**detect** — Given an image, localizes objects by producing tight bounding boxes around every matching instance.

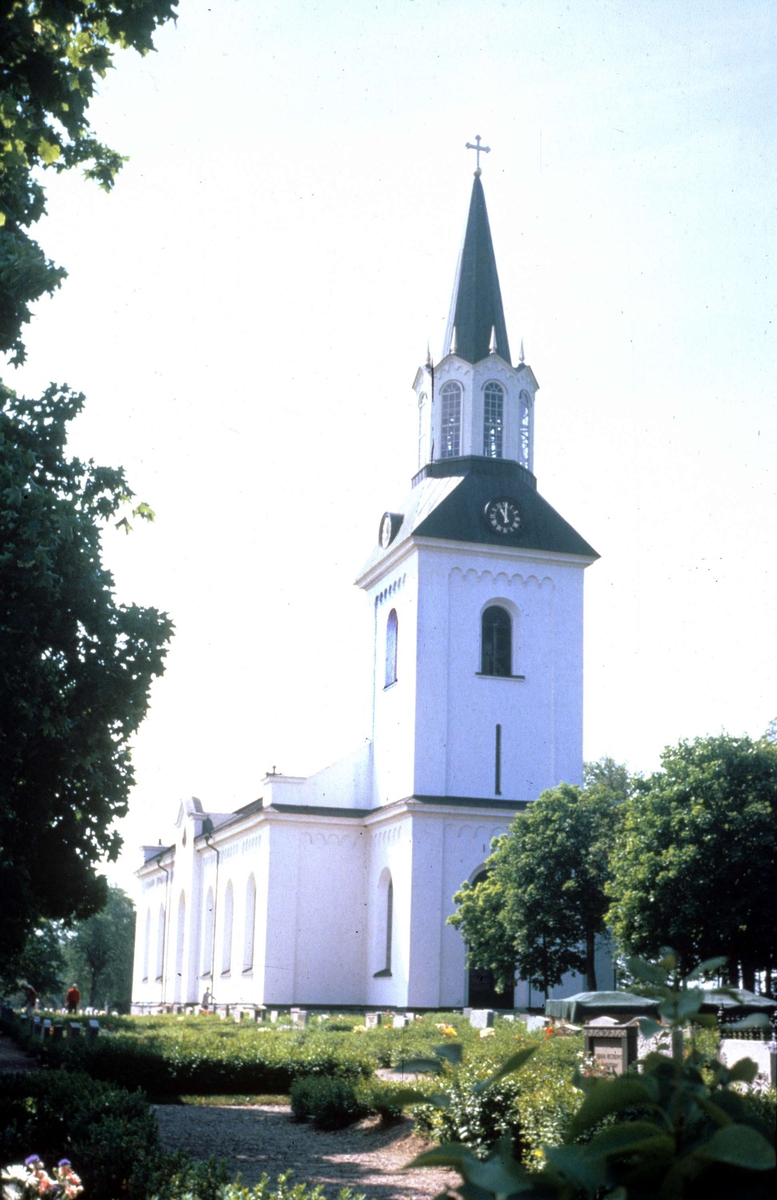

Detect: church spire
[442,173,511,365]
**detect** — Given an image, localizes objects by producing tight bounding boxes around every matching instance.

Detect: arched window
[519,390,532,469]
[418,392,428,468]
[385,609,398,687]
[221,881,234,974]
[483,382,504,458]
[440,381,462,459]
[243,875,256,972]
[155,903,165,981]
[142,909,151,982]
[201,887,214,977]
[373,869,394,977]
[481,606,512,676]
[174,891,186,1003]
[385,878,394,973]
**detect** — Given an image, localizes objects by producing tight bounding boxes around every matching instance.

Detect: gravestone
[720,1038,777,1088]
[405,1012,416,1022]
[469,1009,495,1029]
[290,1008,310,1027]
[392,1014,407,1028]
[584,1022,638,1075]
[462,1007,473,1017]
[365,1012,383,1029]
[32,1017,41,1038]
[52,1024,64,1042]
[68,1022,82,1039]
[42,1019,52,1038]
[269,1010,279,1023]
[87,1020,100,1042]
[523,1014,548,1032]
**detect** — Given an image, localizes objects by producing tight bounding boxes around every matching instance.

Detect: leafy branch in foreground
[0,0,178,362]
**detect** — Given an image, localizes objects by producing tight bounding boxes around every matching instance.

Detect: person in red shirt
[65,984,80,1014]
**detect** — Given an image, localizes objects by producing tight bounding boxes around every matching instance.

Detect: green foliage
[607,735,777,983]
[166,1174,366,1200]
[0,384,173,959]
[0,0,178,362]
[0,919,68,999]
[407,959,777,1200]
[451,773,622,995]
[64,885,136,1010]
[0,1069,166,1200]
[29,1016,377,1096]
[289,1076,369,1129]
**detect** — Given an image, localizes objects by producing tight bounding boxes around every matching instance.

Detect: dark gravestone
[584,1023,638,1075]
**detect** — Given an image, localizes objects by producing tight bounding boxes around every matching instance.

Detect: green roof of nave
[443,174,511,364]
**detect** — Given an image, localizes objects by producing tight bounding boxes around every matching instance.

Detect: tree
[0,0,178,363]
[606,735,777,990]
[0,919,68,1001]
[450,769,624,999]
[0,383,173,959]
[65,885,135,1010]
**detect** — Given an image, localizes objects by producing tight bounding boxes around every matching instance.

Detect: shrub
[289,1076,368,1129]
[0,1070,168,1200]
[159,1174,366,1200]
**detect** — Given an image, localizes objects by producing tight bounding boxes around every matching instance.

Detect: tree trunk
[585,928,597,990]
[724,960,739,987]
[741,961,755,992]
[542,934,549,1004]
[765,967,773,998]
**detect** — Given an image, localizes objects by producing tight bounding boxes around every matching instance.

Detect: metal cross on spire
[465,134,491,175]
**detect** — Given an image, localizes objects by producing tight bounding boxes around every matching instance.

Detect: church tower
[356,166,598,812]
[132,154,602,1017]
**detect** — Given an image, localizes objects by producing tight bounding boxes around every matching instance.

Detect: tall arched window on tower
[373,869,394,977]
[519,390,532,469]
[142,909,151,982]
[440,381,462,458]
[481,605,512,676]
[483,381,504,458]
[385,608,398,687]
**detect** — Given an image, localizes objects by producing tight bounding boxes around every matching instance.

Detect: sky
[8,0,777,896]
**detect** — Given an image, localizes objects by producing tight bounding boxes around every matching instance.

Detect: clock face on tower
[485,496,522,535]
[379,511,401,549]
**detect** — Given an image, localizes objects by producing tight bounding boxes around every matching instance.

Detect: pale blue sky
[9,0,776,887]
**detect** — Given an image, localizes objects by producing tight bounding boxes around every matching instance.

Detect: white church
[132,163,611,1013]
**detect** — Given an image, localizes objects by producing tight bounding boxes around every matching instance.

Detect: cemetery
[1,977,775,1199]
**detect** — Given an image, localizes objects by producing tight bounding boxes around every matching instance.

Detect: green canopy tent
[700,989,776,1018]
[545,991,660,1024]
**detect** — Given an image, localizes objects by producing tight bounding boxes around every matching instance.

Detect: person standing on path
[65,984,80,1014]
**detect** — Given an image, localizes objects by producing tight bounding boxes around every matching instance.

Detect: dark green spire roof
[443,175,511,365]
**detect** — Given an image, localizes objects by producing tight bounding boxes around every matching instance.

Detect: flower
[479,1027,495,1038]
[436,1023,458,1037]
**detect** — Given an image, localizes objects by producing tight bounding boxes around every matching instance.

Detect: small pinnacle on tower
[425,342,432,368]
[519,338,525,364]
[449,326,458,356]
[489,325,497,353]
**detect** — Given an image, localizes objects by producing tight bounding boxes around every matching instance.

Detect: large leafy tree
[606,735,777,990]
[64,885,135,1010]
[1,0,178,362]
[1,3,177,958]
[450,767,625,999]
[0,383,173,958]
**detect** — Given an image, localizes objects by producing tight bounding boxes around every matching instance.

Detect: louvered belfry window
[483,381,504,458]
[440,381,462,458]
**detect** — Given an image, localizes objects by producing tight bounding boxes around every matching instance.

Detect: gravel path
[155,1103,459,1200]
